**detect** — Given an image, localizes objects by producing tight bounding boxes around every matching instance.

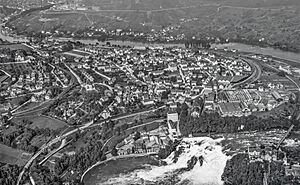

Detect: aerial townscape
[0,0,300,185]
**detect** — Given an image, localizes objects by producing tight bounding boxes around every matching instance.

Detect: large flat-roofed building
[167,111,179,123]
[218,102,244,117]
[222,89,253,103]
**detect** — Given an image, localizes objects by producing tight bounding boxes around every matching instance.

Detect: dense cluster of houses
[60,44,276,120]
[116,126,170,156]
[248,145,300,177]
[78,44,252,108]
[212,89,289,117]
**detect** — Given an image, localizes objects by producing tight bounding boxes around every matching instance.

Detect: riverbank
[1,23,300,64]
[212,43,300,64]
[82,137,228,185]
[52,38,300,65]
[82,154,159,185]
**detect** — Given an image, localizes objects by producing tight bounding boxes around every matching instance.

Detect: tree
[111,147,118,156]
[133,131,141,141]
[278,71,286,77]
[142,126,147,134]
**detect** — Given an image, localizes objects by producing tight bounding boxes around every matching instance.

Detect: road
[286,75,300,91]
[16,120,92,185]
[17,102,162,184]
[12,79,76,117]
[49,63,67,88]
[64,63,83,85]
[38,138,68,166]
[178,66,186,83]
[126,118,166,131]
[44,5,203,15]
[94,82,113,91]
[232,56,262,88]
[92,69,111,81]
[217,5,295,13]
[10,62,77,117]
[12,100,52,116]
[0,61,30,65]
[0,69,11,77]
[110,105,165,122]
[210,50,262,88]
[112,61,147,86]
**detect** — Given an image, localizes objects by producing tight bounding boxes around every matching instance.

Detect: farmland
[0,44,31,51]
[12,115,68,131]
[0,144,31,166]
[6,0,300,52]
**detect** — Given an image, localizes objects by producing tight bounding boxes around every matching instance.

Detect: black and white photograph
[0,0,299,184]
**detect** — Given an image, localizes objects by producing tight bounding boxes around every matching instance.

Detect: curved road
[232,56,262,88]
[16,104,165,185]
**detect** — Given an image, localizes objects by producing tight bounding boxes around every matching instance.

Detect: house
[171,89,185,96]
[272,91,283,101]
[168,63,177,71]
[152,70,164,76]
[100,109,110,119]
[133,46,146,50]
[142,99,155,106]
[167,111,179,123]
[156,87,166,94]
[205,93,215,104]
[218,102,243,117]
[145,141,160,153]
[285,164,300,177]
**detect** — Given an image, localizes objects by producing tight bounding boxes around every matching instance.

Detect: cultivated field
[0,144,31,166]
[0,44,32,51]
[13,115,68,131]
[6,0,300,52]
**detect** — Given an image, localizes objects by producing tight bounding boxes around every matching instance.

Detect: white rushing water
[101,137,229,185]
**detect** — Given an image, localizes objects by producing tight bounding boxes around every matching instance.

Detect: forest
[0,163,21,185]
[179,101,299,136]
[222,153,298,185]
[0,119,58,153]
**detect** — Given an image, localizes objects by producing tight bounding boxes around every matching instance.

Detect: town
[0,1,300,185]
[0,37,299,185]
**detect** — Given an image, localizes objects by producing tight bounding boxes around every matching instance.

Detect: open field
[63,49,92,58]
[0,44,31,50]
[125,119,164,135]
[13,115,68,131]
[0,144,31,166]
[29,116,68,130]
[15,101,42,112]
[30,135,51,148]
[8,96,30,108]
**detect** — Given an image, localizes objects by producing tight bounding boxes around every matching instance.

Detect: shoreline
[82,137,229,185]
[1,22,300,62]
[80,153,157,183]
[1,23,300,56]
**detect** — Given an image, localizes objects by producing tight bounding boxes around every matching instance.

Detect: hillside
[3,0,300,52]
[0,6,17,21]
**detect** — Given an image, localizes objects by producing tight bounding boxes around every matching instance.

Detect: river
[0,24,299,63]
[50,37,186,48]
[212,43,300,63]
[83,137,228,185]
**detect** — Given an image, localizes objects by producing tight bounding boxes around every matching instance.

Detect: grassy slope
[0,143,31,166]
[5,0,300,50]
